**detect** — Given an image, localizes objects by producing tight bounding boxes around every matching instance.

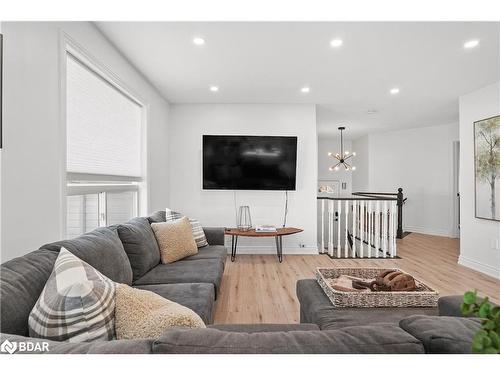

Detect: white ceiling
[96,22,500,139]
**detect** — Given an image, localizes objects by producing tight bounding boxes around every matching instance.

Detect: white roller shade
[66,54,142,178]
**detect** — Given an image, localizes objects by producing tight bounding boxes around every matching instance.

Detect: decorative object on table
[114,283,205,340]
[224,227,303,263]
[151,217,198,264]
[461,290,500,354]
[236,205,252,231]
[255,225,277,232]
[328,126,356,171]
[351,270,417,292]
[316,267,438,308]
[164,208,208,248]
[28,248,116,342]
[474,115,500,221]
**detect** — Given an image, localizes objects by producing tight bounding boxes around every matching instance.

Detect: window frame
[61,33,148,238]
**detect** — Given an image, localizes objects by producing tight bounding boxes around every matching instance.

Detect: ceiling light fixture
[301,87,310,93]
[209,86,219,92]
[328,127,356,172]
[192,37,206,46]
[367,109,379,115]
[390,87,400,95]
[330,39,343,48]
[463,39,479,49]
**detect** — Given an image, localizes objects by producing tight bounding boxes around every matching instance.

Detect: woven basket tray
[316,267,439,308]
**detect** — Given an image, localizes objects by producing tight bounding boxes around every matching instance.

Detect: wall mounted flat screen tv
[203,135,297,190]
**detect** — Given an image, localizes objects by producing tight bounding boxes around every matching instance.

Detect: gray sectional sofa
[0,210,486,354]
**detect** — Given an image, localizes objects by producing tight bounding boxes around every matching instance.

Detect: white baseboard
[224,245,318,255]
[404,225,454,238]
[458,255,500,279]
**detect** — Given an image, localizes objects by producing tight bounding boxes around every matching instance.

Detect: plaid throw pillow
[28,247,116,342]
[165,208,208,248]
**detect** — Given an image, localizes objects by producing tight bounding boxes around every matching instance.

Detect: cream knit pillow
[151,217,198,263]
[114,284,205,340]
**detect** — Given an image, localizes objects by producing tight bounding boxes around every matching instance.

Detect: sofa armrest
[203,227,225,246]
[0,333,153,354]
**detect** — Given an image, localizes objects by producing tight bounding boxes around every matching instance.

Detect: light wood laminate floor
[213,233,500,324]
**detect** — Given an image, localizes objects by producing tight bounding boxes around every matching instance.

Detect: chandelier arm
[330,161,341,170]
[344,154,354,161]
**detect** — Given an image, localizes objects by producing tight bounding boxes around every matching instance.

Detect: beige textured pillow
[114,284,205,340]
[151,217,198,263]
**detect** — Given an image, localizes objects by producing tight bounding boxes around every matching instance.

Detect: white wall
[317,137,352,194]
[1,22,170,262]
[352,135,370,192]
[168,104,318,254]
[352,123,459,237]
[458,82,500,279]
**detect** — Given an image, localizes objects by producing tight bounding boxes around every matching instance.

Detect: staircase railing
[317,194,398,258]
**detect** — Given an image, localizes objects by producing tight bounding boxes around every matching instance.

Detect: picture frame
[474,114,500,221]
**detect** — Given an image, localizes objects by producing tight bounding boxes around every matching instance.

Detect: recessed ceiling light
[192,37,206,46]
[390,87,400,95]
[209,86,219,92]
[301,87,310,93]
[463,39,479,49]
[330,38,343,48]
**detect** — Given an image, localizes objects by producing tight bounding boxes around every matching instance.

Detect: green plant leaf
[483,320,496,330]
[463,291,476,305]
[483,347,498,354]
[479,303,492,318]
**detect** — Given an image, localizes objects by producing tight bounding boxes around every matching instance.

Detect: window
[65,52,143,238]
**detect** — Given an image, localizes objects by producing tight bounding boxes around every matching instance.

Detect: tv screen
[202,135,297,190]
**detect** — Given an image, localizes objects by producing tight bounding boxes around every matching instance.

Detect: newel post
[396,188,404,239]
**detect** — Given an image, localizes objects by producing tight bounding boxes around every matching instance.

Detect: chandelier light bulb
[352,166,356,171]
[334,166,339,171]
[328,152,332,156]
[344,150,349,155]
[352,152,356,156]
[329,167,333,171]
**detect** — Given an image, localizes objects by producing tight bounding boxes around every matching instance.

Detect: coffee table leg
[231,235,238,262]
[275,236,283,263]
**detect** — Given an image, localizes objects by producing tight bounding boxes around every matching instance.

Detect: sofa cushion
[134,283,215,325]
[399,315,482,354]
[182,245,227,263]
[117,217,160,281]
[152,323,424,354]
[151,218,198,264]
[29,248,116,342]
[114,284,205,340]
[133,259,224,299]
[209,324,320,333]
[40,227,132,285]
[0,249,59,336]
[296,279,437,330]
[147,210,166,224]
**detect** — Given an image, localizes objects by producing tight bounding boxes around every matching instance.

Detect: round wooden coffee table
[224,227,303,263]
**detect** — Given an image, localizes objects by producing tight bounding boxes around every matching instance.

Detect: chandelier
[328,126,356,171]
